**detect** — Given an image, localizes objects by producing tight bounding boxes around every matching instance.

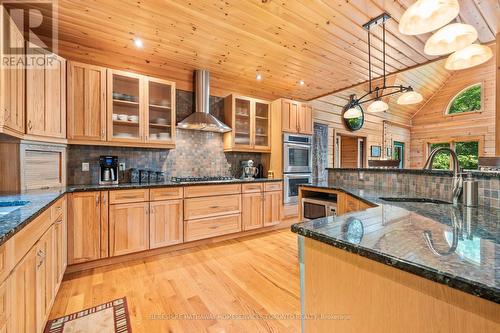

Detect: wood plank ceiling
[38,0,499,100]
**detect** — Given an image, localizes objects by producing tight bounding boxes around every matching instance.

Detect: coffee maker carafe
[99,156,119,185]
[241,160,258,180]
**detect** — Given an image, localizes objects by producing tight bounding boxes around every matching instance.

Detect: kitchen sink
[0,200,30,216]
[379,197,452,205]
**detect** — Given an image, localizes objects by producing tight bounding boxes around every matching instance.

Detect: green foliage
[448,85,481,114]
[429,142,479,170]
[346,117,363,130]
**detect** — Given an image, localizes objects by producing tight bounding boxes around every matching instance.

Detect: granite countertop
[0,178,282,247]
[327,167,500,179]
[292,182,499,304]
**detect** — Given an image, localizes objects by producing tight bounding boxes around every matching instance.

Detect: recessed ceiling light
[133,37,144,48]
[299,80,305,86]
[256,73,262,81]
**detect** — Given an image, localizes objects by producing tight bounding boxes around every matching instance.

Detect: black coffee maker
[99,156,119,185]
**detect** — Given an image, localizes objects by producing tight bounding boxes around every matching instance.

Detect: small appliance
[283,133,313,173]
[302,197,337,220]
[284,173,312,204]
[99,156,119,185]
[241,160,259,180]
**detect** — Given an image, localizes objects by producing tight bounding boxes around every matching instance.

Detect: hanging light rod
[362,12,391,30]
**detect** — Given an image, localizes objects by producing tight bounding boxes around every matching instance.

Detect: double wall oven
[283,133,312,204]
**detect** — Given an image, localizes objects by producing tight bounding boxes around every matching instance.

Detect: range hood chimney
[177,70,231,133]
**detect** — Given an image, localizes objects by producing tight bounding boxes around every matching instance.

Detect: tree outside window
[428,141,478,170]
[447,83,482,115]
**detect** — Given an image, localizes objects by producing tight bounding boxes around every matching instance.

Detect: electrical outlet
[82,162,90,172]
[119,162,126,171]
[358,171,364,181]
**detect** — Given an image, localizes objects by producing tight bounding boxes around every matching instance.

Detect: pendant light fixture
[445,43,493,70]
[424,23,478,56]
[397,90,424,105]
[399,0,460,36]
[342,13,423,121]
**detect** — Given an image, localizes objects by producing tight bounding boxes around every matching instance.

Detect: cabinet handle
[120,195,140,199]
[209,205,220,209]
[96,195,100,206]
[145,207,149,215]
[209,225,219,229]
[37,250,46,268]
[28,120,32,130]
[101,129,105,139]
[55,218,63,225]
[102,195,106,205]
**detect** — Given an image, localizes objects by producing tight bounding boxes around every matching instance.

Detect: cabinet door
[109,202,149,256]
[108,70,144,143]
[264,191,281,226]
[150,200,183,249]
[298,104,313,135]
[45,54,66,138]
[254,101,271,151]
[0,275,11,333]
[341,194,360,215]
[242,193,264,230]
[26,48,46,136]
[0,10,25,135]
[35,228,53,333]
[145,77,175,144]
[282,100,298,133]
[68,192,102,264]
[12,247,37,333]
[233,97,253,148]
[53,213,67,289]
[67,62,106,141]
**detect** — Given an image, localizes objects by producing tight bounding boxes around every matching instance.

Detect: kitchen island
[292,182,499,333]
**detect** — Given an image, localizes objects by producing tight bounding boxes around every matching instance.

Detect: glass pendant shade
[445,44,493,70]
[367,100,389,113]
[399,0,460,35]
[424,24,478,56]
[343,105,363,119]
[397,91,424,105]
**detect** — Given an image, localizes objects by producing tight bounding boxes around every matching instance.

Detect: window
[446,83,482,115]
[428,141,479,170]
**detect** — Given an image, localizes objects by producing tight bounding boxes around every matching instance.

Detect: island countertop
[0,178,282,247]
[292,182,499,304]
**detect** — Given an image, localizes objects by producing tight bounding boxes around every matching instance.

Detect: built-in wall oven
[284,173,313,204]
[283,133,312,174]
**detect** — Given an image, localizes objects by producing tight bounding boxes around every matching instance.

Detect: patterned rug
[44,297,131,333]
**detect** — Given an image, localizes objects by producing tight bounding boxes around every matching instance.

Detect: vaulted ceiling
[29,0,500,100]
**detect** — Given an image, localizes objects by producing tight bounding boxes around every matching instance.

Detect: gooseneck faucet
[423,147,463,205]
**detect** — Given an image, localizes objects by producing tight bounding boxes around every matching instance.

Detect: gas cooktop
[170,176,236,183]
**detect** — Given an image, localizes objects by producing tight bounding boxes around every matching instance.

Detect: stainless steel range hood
[177,70,231,133]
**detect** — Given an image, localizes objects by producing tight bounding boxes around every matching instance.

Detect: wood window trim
[444,82,484,117]
[424,136,484,170]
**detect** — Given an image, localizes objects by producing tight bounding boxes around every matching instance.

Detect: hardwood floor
[49,230,301,332]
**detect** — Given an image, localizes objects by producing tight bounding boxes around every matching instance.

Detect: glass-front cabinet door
[108,70,143,142]
[234,97,252,148]
[146,78,176,143]
[254,101,270,150]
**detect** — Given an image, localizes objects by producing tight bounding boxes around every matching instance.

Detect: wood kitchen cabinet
[12,247,37,333]
[109,202,150,256]
[264,190,281,226]
[242,193,264,230]
[67,61,107,142]
[68,191,107,264]
[0,6,25,137]
[224,94,271,152]
[150,199,183,249]
[0,274,11,333]
[145,76,176,144]
[35,228,54,333]
[52,200,67,291]
[26,50,66,139]
[281,99,312,135]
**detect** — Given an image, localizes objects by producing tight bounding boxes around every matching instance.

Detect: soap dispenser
[462,173,478,207]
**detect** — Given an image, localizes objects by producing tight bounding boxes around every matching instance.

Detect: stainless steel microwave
[302,198,337,220]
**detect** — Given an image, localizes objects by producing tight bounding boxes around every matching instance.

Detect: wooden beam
[496,33,500,155]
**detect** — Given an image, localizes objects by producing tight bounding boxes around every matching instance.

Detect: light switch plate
[119,162,126,171]
[82,162,90,172]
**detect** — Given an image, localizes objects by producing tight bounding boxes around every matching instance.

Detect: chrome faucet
[423,147,463,205]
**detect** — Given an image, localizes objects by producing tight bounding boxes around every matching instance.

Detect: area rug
[44,297,131,333]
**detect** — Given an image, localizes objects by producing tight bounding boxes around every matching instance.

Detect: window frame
[424,137,483,170]
[444,82,484,117]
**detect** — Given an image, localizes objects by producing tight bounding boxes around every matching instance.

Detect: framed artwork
[370,145,381,157]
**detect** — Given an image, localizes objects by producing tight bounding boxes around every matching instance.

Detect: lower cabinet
[12,247,37,333]
[185,214,241,242]
[150,200,183,249]
[0,275,11,333]
[109,202,150,256]
[242,193,264,230]
[35,228,54,333]
[264,191,281,226]
[53,214,67,289]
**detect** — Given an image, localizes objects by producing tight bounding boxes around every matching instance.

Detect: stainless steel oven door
[284,173,312,204]
[284,142,312,173]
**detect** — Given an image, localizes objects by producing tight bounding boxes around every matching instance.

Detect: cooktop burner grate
[170,176,236,183]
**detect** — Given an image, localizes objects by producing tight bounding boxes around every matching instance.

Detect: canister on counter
[149,170,158,183]
[130,168,140,183]
[157,171,166,182]
[139,169,149,183]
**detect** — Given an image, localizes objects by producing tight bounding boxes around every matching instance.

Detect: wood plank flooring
[49,230,301,332]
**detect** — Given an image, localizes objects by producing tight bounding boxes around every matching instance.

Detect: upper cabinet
[67,61,107,142]
[224,94,271,152]
[26,51,66,140]
[281,99,312,135]
[0,7,25,137]
[146,76,176,144]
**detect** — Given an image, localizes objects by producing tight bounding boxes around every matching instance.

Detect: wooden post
[496,34,500,155]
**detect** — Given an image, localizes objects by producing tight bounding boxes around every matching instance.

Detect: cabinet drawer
[242,183,263,193]
[150,187,183,201]
[109,189,149,204]
[184,184,241,198]
[185,195,241,220]
[264,182,282,192]
[51,195,66,220]
[184,214,241,242]
[12,209,52,263]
